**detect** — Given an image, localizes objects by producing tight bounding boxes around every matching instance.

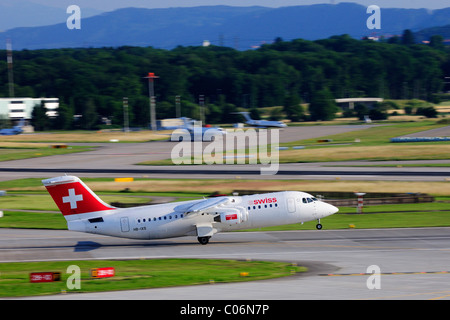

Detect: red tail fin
[42,176,115,216]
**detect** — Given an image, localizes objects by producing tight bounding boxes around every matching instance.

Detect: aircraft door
[120,217,130,232]
[287,198,296,213]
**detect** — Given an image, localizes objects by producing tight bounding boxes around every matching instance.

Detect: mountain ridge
[1,3,450,50]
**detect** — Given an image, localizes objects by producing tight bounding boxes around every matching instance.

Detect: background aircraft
[236,112,287,128]
[0,119,25,135]
[170,117,227,141]
[43,175,338,245]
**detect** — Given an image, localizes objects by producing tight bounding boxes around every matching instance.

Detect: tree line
[0,32,449,130]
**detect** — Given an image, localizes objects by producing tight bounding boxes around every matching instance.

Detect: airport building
[335,98,384,110]
[0,97,59,120]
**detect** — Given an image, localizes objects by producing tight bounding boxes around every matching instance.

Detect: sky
[19,0,450,11]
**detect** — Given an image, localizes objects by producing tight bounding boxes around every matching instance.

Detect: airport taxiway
[0,124,448,181]
[1,227,449,300]
[1,125,449,300]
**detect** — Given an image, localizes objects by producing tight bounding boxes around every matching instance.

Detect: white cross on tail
[62,188,83,209]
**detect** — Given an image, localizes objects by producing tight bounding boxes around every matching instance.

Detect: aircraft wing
[175,197,231,217]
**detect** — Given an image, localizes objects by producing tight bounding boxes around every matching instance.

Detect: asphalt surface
[1,124,449,301]
[0,124,448,181]
[2,227,449,300]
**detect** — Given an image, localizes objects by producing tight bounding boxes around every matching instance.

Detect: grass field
[0,130,170,143]
[0,145,92,162]
[0,259,304,297]
[1,177,449,230]
[0,177,449,297]
[140,120,450,165]
[2,177,450,196]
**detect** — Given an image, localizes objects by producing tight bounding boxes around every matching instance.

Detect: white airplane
[236,112,287,129]
[170,117,227,142]
[42,175,338,245]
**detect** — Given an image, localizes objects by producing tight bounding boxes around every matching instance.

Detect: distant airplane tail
[237,112,252,122]
[42,175,116,219]
[180,117,193,129]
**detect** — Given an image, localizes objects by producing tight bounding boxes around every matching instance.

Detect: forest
[0,32,449,130]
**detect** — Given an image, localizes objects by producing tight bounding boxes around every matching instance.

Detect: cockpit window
[302,197,318,203]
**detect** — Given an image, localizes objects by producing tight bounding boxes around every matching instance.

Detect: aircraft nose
[323,202,339,216]
[330,204,339,214]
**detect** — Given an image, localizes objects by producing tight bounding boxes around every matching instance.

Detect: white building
[335,98,384,110]
[0,97,59,120]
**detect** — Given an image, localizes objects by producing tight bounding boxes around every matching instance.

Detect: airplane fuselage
[67,191,336,240]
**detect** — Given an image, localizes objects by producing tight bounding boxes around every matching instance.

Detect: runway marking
[360,290,450,300]
[430,293,450,300]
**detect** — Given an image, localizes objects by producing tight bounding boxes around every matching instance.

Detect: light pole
[144,72,159,131]
[355,192,366,214]
[199,94,205,124]
[175,95,181,118]
[6,38,14,98]
[123,97,129,133]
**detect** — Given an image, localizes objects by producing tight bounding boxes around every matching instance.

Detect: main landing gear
[197,236,211,245]
[316,219,323,230]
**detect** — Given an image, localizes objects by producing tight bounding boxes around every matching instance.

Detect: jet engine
[214,207,248,225]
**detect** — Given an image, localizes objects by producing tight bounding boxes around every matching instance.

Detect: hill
[2,4,450,50]
[0,0,101,31]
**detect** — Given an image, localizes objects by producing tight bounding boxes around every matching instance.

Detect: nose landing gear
[316,219,323,230]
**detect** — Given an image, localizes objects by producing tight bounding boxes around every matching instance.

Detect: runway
[0,164,449,181]
[0,124,449,182]
[2,227,450,300]
[0,125,448,181]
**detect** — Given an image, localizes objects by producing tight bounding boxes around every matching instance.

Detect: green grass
[0,211,66,229]
[1,188,449,230]
[263,211,450,231]
[0,194,152,212]
[2,204,450,230]
[0,259,304,297]
[283,121,446,148]
[0,146,92,162]
[139,121,450,165]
